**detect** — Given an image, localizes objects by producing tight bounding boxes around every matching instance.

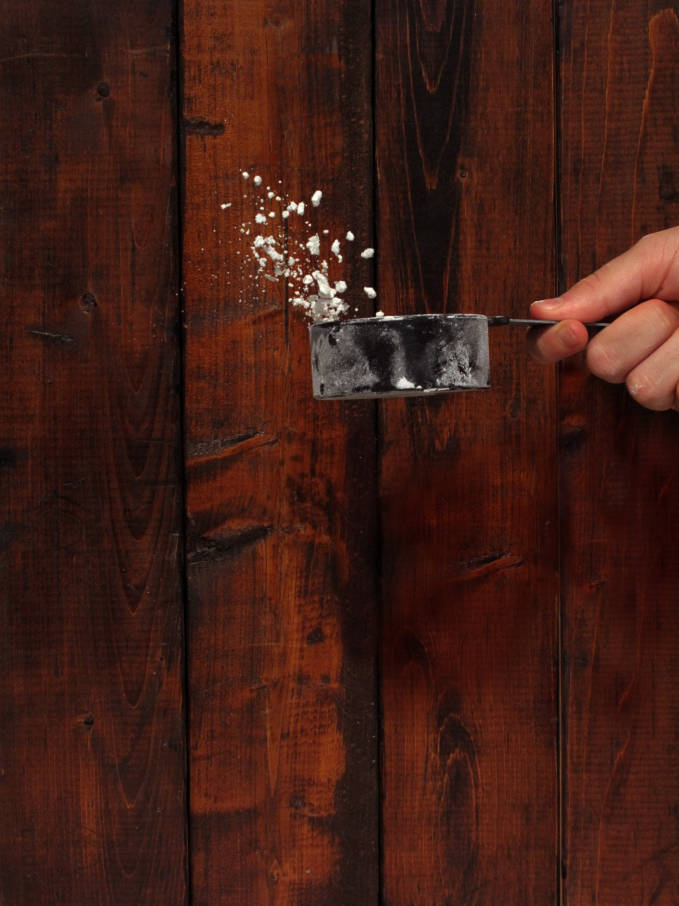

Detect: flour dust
[219,171,378,323]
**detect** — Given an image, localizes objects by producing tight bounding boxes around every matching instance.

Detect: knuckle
[635,231,655,250]
[634,231,667,260]
[586,338,625,383]
[576,270,606,298]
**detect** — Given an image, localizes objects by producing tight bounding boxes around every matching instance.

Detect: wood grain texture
[375,1,560,903]
[559,4,679,905]
[181,2,378,903]
[0,2,187,903]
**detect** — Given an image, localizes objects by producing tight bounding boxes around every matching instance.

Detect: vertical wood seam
[553,0,566,903]
[173,0,192,901]
[371,0,385,898]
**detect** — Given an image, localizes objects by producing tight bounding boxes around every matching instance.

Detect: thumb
[531,228,679,323]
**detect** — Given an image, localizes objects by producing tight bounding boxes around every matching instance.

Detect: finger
[624,327,679,411]
[527,319,589,364]
[586,299,679,383]
[531,226,679,323]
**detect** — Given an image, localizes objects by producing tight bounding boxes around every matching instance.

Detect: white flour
[221,172,379,322]
[306,234,320,256]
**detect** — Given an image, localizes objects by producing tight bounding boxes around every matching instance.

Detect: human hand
[528,227,679,411]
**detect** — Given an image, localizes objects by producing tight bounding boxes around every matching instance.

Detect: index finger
[531,227,679,323]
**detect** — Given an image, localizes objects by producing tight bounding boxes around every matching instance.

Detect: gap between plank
[173,0,193,902]
[552,0,566,902]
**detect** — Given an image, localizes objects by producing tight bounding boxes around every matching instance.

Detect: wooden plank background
[180,2,379,903]
[1,1,679,904]
[559,3,679,905]
[375,1,560,903]
[0,1,188,903]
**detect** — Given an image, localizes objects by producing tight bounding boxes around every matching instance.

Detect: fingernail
[531,298,561,311]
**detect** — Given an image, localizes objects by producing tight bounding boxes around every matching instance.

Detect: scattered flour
[221,170,379,322]
[306,234,321,256]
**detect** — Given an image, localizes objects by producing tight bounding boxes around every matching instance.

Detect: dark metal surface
[310,314,490,399]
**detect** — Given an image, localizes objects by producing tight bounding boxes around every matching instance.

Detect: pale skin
[528,226,679,413]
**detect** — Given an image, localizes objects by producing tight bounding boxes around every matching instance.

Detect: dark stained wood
[375,1,560,902]
[559,4,679,904]
[180,2,379,902]
[0,2,187,904]
[6,2,679,901]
